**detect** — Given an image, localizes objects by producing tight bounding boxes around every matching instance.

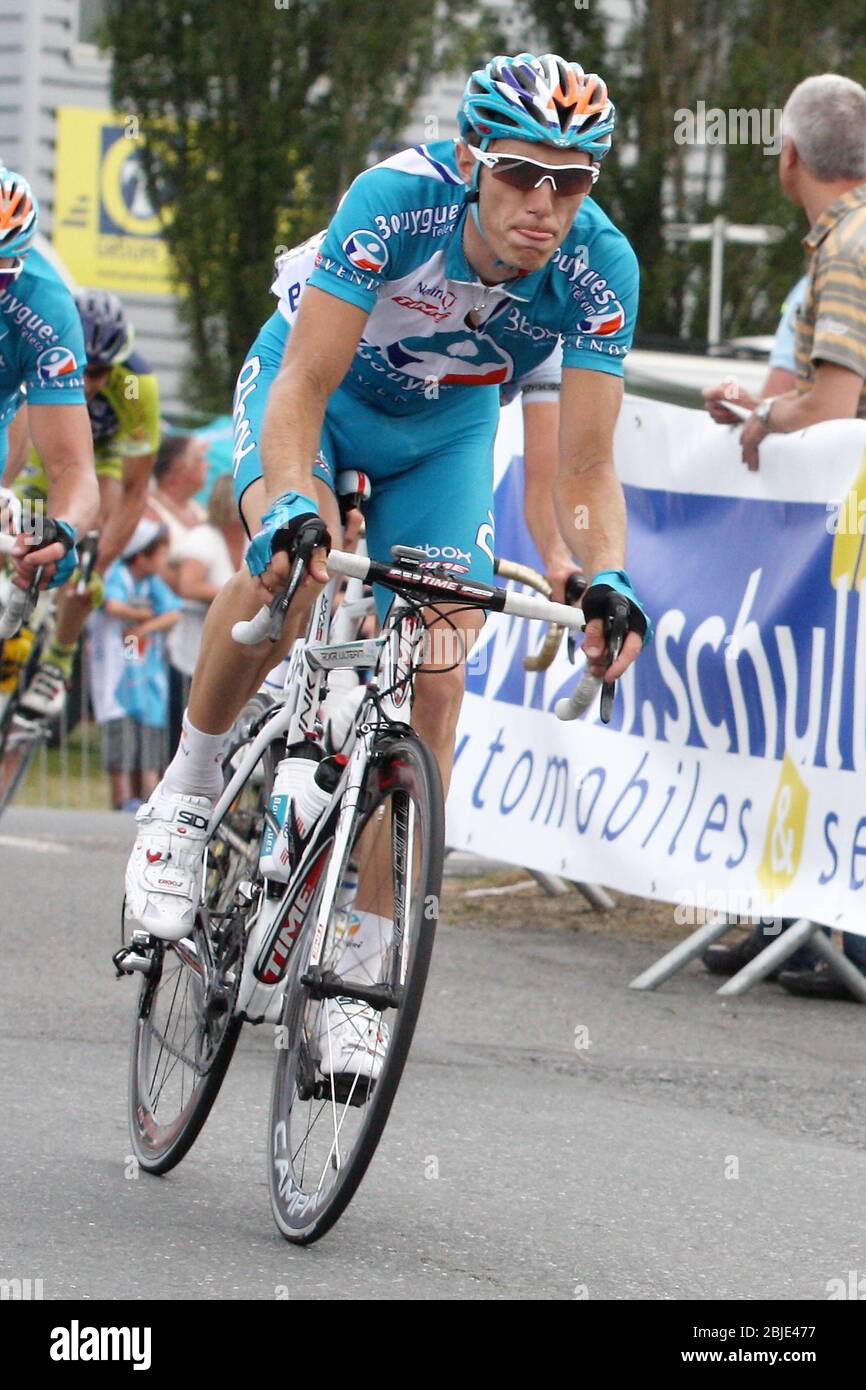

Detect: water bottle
[293,753,348,839]
[259,746,320,880]
[0,626,34,693]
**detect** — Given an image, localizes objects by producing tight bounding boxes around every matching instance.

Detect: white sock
[162,711,228,799]
[335,910,391,984]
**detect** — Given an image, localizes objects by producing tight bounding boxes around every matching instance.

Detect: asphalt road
[1,808,865,1301]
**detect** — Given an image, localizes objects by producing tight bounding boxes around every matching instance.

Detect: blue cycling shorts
[231,310,500,612]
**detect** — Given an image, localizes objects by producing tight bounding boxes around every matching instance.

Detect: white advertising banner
[447,395,866,936]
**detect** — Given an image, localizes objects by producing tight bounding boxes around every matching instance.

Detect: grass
[17,720,111,810]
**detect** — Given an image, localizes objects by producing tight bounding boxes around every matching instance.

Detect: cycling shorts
[232,309,500,613]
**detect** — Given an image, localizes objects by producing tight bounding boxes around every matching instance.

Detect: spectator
[145,434,208,571]
[704,74,866,466]
[87,520,180,812]
[763,273,809,396]
[145,434,208,754]
[703,72,866,997]
[169,475,245,684]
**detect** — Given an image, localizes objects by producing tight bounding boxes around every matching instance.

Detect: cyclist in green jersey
[2,289,161,717]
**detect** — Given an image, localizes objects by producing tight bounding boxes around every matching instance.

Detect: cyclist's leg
[360,392,497,798]
[329,389,497,985]
[125,312,340,938]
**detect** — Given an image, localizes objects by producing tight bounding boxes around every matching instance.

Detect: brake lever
[564,572,586,665]
[599,596,630,724]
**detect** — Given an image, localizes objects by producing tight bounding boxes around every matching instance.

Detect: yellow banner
[53,108,174,295]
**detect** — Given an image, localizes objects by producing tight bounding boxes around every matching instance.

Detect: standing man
[704,75,866,461]
[704,74,866,998]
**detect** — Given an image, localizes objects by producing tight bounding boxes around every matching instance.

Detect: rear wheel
[268,730,444,1244]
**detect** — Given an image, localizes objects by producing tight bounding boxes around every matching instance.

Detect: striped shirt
[796,183,866,416]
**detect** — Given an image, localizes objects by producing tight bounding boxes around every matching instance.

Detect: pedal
[113,930,155,979]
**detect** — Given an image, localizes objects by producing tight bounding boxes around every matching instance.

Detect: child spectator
[87,520,180,812]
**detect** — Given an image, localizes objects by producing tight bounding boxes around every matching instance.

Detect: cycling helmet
[74,288,134,366]
[0,169,38,257]
[459,53,615,159]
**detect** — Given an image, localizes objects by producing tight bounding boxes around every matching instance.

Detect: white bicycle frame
[207,546,599,1013]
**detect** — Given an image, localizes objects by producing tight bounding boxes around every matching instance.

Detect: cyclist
[0,170,97,607]
[125,52,652,1068]
[2,289,161,717]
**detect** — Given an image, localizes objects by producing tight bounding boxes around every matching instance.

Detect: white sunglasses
[468,146,599,196]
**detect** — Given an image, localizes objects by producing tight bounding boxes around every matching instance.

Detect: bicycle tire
[268,728,444,1244]
[128,917,244,1175]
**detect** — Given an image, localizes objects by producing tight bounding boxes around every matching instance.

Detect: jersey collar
[444,204,547,305]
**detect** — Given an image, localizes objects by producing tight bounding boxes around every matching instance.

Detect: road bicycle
[114,483,627,1244]
[0,516,98,821]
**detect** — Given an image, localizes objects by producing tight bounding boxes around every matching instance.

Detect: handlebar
[494,559,586,672]
[232,545,623,722]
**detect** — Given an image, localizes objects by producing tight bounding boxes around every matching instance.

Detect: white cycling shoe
[124,782,212,942]
[317,997,390,1088]
[19,662,67,719]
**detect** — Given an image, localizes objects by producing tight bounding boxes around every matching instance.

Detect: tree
[104,1,503,412]
[520,0,866,343]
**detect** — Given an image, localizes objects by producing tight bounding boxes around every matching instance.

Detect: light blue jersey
[270,140,638,415]
[233,139,639,607]
[0,248,86,439]
[768,274,808,374]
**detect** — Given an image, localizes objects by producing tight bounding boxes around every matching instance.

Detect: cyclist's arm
[96,450,156,574]
[557,367,641,679]
[1,402,30,487]
[260,285,369,507]
[522,397,580,603]
[27,400,99,537]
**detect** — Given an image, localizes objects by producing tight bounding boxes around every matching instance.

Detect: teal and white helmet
[458,53,615,159]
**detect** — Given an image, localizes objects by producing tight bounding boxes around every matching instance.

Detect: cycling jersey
[500,339,562,407]
[15,350,160,499]
[270,140,638,415]
[236,138,638,610]
[0,247,86,467]
[271,226,564,414]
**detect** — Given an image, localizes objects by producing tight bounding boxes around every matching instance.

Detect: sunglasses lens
[489,159,594,196]
[556,168,595,195]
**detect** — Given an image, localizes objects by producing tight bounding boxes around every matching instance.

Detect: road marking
[0,833,71,855]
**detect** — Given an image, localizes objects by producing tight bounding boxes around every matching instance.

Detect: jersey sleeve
[20,282,86,406]
[507,339,563,406]
[809,254,866,380]
[116,372,161,457]
[306,167,410,313]
[560,233,639,378]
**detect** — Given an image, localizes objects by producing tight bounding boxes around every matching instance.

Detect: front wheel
[268,730,444,1244]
